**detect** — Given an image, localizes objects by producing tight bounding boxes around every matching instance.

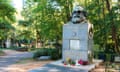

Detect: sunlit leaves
[21,0,120,49]
[0,1,16,23]
[86,0,120,53]
[0,0,16,40]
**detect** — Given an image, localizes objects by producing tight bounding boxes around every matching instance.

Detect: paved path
[29,64,88,72]
[29,63,89,72]
[0,50,33,72]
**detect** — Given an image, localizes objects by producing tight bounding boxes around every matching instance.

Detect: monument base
[50,59,103,71]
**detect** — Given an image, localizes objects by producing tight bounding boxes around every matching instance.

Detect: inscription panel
[70,40,80,50]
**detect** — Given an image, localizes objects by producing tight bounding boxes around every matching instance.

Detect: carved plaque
[70,40,80,50]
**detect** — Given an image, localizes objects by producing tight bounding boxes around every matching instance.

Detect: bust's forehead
[73,5,84,11]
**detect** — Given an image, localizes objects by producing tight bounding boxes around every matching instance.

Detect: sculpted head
[71,5,87,24]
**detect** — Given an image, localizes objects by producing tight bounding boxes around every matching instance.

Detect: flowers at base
[63,58,75,66]
[78,60,83,65]
[78,59,88,65]
[62,58,89,66]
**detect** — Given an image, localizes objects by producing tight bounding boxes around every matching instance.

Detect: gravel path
[0,50,33,72]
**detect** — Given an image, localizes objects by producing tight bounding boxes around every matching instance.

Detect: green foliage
[18,20,31,27]
[14,47,28,52]
[0,0,16,41]
[33,48,62,60]
[21,0,74,48]
[17,0,120,53]
[85,0,120,53]
[49,48,62,60]
[94,51,118,62]
[33,48,51,59]
[0,0,16,23]
[0,22,15,30]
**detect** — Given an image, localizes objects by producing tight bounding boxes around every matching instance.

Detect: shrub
[33,48,50,59]
[15,47,28,51]
[33,48,62,60]
[49,48,62,60]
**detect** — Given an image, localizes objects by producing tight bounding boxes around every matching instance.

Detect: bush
[33,48,50,59]
[94,51,117,62]
[15,47,28,51]
[33,48,62,60]
[49,48,62,60]
[29,47,36,51]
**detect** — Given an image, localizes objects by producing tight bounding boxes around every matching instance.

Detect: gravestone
[6,39,11,48]
[62,5,93,62]
[115,56,120,62]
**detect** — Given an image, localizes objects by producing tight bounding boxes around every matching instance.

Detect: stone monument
[62,5,93,62]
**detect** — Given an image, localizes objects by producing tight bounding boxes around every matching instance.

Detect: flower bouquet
[62,58,75,66]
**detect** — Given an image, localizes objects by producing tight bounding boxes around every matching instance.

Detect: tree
[85,0,120,53]
[21,0,73,48]
[0,0,16,47]
[21,0,120,53]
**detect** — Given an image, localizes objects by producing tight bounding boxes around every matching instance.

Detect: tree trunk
[36,30,38,48]
[105,0,119,54]
[18,40,21,47]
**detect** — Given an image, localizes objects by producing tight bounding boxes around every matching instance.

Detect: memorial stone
[62,5,93,62]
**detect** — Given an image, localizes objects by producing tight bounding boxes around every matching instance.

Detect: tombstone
[62,5,93,62]
[5,38,11,48]
[115,56,120,62]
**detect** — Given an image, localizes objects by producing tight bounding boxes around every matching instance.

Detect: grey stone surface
[0,50,33,72]
[63,23,88,40]
[29,59,103,72]
[63,50,88,61]
[38,56,51,60]
[62,22,93,61]
[115,56,120,62]
[29,64,88,72]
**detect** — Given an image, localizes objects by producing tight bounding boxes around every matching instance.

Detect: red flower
[78,60,88,65]
[64,63,67,65]
[78,60,83,65]
[83,61,88,65]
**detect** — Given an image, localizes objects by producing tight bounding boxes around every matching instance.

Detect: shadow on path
[0,50,33,72]
[29,64,88,72]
